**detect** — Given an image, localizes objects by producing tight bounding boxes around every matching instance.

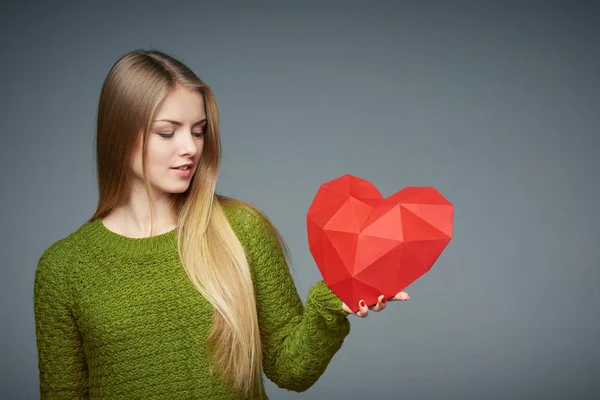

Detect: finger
[341,302,353,314]
[356,300,369,318]
[369,295,387,312]
[391,291,410,301]
[341,301,367,317]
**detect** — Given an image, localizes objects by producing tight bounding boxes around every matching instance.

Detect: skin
[342,292,410,318]
[101,85,206,238]
[101,84,410,317]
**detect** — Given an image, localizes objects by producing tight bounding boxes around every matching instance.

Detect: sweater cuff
[307,280,350,323]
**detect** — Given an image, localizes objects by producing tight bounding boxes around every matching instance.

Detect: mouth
[171,163,193,171]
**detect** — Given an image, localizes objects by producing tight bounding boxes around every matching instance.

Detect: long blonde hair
[89,49,289,397]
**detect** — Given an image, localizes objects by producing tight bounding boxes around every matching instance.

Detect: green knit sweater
[33,203,351,399]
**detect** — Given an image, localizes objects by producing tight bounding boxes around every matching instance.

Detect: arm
[232,206,351,392]
[33,244,89,399]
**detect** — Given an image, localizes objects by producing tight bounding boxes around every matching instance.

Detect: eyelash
[158,131,206,139]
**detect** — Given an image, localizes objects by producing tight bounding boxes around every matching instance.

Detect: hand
[342,291,410,318]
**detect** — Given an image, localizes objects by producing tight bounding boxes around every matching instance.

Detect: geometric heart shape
[307,174,454,313]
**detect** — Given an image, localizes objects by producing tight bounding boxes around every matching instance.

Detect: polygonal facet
[306,174,454,313]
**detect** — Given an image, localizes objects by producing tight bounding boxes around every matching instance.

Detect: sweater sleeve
[33,244,89,399]
[233,206,351,392]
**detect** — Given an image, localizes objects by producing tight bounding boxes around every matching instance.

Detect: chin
[153,181,190,194]
[168,184,192,194]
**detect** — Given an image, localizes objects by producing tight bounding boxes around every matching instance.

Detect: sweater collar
[82,218,178,258]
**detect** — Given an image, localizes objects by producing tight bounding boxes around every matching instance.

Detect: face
[131,85,206,198]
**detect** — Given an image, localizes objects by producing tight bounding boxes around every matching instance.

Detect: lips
[171,164,193,170]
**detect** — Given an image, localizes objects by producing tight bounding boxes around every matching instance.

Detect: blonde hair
[89,49,289,397]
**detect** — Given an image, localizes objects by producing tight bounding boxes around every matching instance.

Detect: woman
[33,49,409,399]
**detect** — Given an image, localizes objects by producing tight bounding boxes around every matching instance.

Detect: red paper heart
[307,174,454,313]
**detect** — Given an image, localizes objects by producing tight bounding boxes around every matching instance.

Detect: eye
[157,131,205,139]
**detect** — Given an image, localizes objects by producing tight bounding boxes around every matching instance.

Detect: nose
[178,131,199,157]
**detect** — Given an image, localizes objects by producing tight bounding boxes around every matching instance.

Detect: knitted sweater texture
[33,203,351,399]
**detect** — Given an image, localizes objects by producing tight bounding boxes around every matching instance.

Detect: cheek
[196,140,205,159]
[131,152,145,176]
[146,144,172,169]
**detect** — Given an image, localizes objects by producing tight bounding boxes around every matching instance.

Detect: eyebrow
[152,118,207,126]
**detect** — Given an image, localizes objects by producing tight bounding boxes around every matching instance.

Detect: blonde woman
[33,49,409,399]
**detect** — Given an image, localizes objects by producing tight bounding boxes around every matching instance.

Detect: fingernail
[360,300,366,307]
[381,297,386,304]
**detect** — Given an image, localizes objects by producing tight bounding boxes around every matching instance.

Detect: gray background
[1,0,599,399]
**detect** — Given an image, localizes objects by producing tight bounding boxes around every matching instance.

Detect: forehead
[154,86,205,120]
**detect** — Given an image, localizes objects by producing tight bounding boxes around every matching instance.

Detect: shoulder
[35,223,89,283]
[217,195,288,257]
[34,225,92,313]
[219,195,271,236]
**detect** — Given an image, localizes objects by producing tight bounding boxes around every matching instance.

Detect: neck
[103,190,178,238]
